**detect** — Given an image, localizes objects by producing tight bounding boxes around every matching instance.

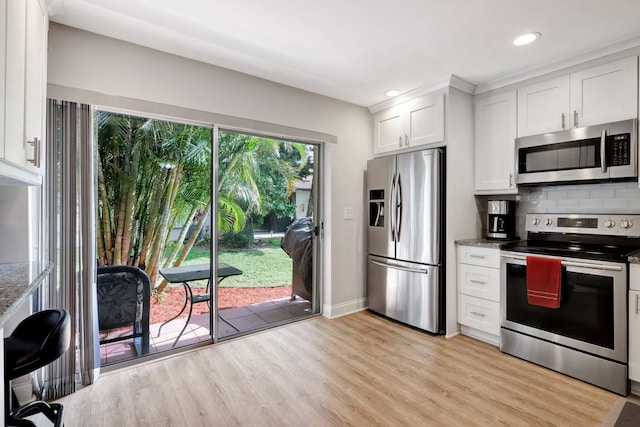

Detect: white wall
[0,186,31,263]
[46,23,373,316]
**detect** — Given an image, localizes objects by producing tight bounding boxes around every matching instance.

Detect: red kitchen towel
[526,256,562,308]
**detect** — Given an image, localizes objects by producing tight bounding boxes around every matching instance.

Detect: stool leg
[12,401,64,426]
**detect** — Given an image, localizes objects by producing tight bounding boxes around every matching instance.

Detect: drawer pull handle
[470,311,486,318]
[469,280,486,285]
[468,254,486,259]
[27,137,41,168]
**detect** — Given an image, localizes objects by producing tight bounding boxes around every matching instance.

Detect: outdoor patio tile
[246,301,281,313]
[218,306,253,320]
[283,302,311,316]
[256,308,296,324]
[224,314,268,331]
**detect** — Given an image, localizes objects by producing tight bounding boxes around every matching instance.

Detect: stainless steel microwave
[515,119,637,185]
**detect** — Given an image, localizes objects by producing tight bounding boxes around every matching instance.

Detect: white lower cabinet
[457,245,501,346]
[629,264,640,382]
[459,294,499,335]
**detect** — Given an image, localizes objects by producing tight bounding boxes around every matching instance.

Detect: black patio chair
[97,265,151,356]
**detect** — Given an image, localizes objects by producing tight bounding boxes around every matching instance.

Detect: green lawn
[180,243,293,288]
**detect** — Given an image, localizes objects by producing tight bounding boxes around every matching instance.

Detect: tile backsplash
[476,181,640,239]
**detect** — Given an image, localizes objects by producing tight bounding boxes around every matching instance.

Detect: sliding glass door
[92,111,323,366]
[215,130,321,339]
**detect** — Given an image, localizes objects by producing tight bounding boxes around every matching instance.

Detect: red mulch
[150,285,292,325]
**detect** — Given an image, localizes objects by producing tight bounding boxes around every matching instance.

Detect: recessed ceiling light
[513,32,541,46]
[385,90,400,97]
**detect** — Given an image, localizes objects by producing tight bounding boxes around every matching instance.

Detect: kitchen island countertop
[455,238,520,249]
[0,262,53,329]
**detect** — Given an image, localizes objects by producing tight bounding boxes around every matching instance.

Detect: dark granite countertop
[629,251,640,264]
[0,262,53,329]
[455,237,520,249]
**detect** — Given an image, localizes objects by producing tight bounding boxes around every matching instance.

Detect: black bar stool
[4,309,71,427]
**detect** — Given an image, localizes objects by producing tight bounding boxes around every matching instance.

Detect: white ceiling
[47,0,640,107]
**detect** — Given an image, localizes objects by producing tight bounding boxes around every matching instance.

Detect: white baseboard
[630,380,640,396]
[445,330,460,339]
[323,298,367,319]
[460,325,500,347]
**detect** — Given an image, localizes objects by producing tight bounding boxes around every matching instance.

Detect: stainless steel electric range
[500,213,640,395]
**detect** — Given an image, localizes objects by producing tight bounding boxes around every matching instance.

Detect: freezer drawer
[367,255,441,333]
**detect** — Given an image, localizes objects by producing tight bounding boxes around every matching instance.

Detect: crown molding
[368,75,476,114]
[475,36,640,94]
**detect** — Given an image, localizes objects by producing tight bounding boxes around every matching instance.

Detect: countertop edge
[455,238,520,249]
[0,262,54,329]
[629,251,640,264]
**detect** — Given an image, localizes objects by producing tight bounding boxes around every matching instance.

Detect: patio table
[157,263,243,347]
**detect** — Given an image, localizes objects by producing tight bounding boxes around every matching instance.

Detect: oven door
[500,252,627,363]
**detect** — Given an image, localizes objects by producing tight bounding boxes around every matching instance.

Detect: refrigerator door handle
[390,172,397,242]
[395,173,403,242]
[369,258,429,274]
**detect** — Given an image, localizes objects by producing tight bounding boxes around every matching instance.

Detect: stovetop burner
[501,239,640,262]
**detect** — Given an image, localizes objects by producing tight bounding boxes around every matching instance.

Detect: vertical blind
[42,99,99,400]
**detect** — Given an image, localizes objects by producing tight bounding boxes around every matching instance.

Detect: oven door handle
[501,254,623,272]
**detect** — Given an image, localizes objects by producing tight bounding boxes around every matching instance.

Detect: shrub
[220,222,254,249]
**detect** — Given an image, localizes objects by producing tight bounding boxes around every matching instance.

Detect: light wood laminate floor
[57,311,617,426]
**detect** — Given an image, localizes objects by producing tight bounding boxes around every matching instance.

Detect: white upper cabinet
[24,0,47,170]
[517,56,638,137]
[475,91,517,194]
[0,0,47,185]
[517,76,570,137]
[570,56,638,127]
[373,93,444,155]
[4,0,27,168]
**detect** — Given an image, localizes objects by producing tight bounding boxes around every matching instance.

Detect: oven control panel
[526,213,640,237]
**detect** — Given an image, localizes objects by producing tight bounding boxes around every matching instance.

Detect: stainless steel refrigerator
[367,148,444,333]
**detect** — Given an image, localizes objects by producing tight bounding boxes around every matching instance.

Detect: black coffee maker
[487,200,515,239]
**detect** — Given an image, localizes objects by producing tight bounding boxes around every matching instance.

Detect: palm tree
[97,113,308,293]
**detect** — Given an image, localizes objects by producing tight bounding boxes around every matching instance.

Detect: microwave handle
[601,129,607,173]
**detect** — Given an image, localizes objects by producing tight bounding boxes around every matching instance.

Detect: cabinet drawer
[457,245,500,269]
[458,294,500,336]
[458,263,500,302]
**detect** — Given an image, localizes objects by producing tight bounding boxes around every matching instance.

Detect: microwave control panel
[608,133,631,166]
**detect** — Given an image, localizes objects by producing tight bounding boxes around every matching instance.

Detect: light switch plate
[344,207,354,220]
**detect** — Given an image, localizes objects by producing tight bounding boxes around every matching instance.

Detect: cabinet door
[0,0,5,159]
[517,76,570,137]
[630,289,640,382]
[373,106,404,155]
[474,91,517,193]
[570,56,638,127]
[24,0,47,174]
[405,93,444,148]
[4,0,28,168]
